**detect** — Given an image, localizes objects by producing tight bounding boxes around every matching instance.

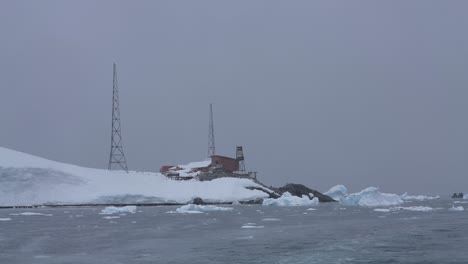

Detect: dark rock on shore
[191,197,205,205]
[274,183,336,202]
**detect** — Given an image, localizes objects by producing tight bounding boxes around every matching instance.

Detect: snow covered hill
[0,147,270,207]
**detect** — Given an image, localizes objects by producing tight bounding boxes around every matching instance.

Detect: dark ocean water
[0,198,467,264]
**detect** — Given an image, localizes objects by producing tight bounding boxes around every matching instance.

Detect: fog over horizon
[1,1,468,195]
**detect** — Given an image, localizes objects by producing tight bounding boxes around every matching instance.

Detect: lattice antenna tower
[208,103,216,157]
[108,63,129,172]
[236,146,246,172]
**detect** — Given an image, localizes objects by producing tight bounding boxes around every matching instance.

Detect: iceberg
[340,187,403,207]
[100,206,137,215]
[448,205,464,212]
[174,204,233,214]
[324,185,348,201]
[262,192,319,207]
[0,147,271,206]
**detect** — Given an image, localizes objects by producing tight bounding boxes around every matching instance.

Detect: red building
[160,155,239,176]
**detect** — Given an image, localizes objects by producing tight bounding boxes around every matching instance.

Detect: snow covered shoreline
[0,147,272,207]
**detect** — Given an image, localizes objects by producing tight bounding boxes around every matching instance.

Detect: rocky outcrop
[274,183,336,202]
[191,197,206,205]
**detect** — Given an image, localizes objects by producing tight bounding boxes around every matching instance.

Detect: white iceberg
[262,192,319,207]
[100,206,137,215]
[324,185,348,201]
[340,187,403,207]
[0,147,272,206]
[174,204,233,214]
[400,193,439,201]
[0,218,12,221]
[464,194,468,200]
[448,205,464,212]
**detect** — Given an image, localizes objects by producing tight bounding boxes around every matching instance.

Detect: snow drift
[0,147,271,206]
[262,192,319,207]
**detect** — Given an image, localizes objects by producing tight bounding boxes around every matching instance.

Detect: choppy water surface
[1,198,467,264]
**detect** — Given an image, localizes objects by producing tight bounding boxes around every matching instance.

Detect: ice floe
[0,218,12,221]
[374,206,434,212]
[102,216,120,219]
[100,206,137,215]
[262,192,319,206]
[448,205,464,212]
[9,212,52,216]
[173,204,233,214]
[241,223,264,229]
[400,193,439,201]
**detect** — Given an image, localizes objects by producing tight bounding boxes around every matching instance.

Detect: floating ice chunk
[100,206,137,215]
[174,204,233,214]
[261,218,280,221]
[448,205,464,212]
[374,208,391,213]
[340,187,403,207]
[464,194,468,200]
[324,185,348,201]
[241,225,264,229]
[102,216,120,219]
[262,192,319,206]
[10,212,52,216]
[374,206,433,212]
[399,206,434,212]
[0,218,12,221]
[400,193,439,201]
[306,208,317,211]
[232,201,241,205]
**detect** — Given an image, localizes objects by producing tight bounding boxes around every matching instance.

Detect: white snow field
[0,147,270,206]
[262,192,319,207]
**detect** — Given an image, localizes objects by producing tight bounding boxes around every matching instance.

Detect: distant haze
[1,1,468,195]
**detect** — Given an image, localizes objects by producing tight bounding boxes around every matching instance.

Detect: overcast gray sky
[1,1,468,195]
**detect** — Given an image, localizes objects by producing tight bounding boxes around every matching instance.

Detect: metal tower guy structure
[108,63,129,172]
[236,146,246,172]
[208,103,216,157]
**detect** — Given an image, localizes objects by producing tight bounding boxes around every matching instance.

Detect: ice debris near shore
[172,204,233,214]
[262,192,319,207]
[325,185,441,207]
[0,147,271,206]
[100,206,137,215]
[448,205,464,212]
